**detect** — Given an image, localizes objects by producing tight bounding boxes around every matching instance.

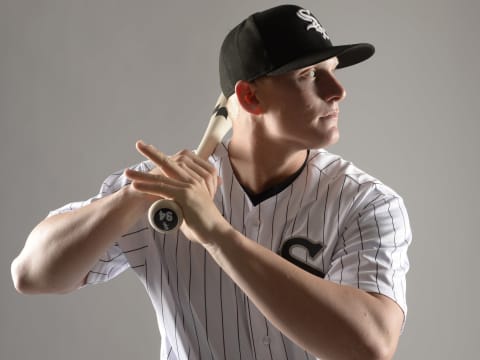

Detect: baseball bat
[148,93,232,233]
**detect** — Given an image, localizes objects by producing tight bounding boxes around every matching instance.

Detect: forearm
[206,226,400,360]
[11,185,151,294]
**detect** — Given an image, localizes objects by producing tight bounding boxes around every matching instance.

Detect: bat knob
[148,199,184,233]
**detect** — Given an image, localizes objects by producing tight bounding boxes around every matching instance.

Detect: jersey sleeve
[326,184,412,318]
[47,160,155,286]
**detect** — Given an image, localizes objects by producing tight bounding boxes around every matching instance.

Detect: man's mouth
[320,110,339,120]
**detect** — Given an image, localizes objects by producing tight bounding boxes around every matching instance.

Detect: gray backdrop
[1,0,478,359]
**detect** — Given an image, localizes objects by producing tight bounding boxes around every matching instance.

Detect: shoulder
[307,149,376,183]
[308,149,400,195]
[48,160,154,217]
[306,149,408,221]
[209,133,231,169]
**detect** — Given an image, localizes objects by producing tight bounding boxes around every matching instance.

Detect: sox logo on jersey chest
[280,237,326,278]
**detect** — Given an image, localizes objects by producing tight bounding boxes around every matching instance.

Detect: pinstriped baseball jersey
[49,134,411,360]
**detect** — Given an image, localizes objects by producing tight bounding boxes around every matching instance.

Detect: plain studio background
[1,0,478,359]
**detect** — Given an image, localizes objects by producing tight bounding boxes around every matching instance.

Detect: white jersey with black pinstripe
[49,134,411,360]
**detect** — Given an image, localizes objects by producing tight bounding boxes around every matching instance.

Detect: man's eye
[299,69,317,81]
[305,69,317,79]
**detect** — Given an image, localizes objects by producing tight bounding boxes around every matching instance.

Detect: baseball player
[11,4,411,360]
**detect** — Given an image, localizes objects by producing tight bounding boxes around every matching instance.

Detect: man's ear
[234,80,263,115]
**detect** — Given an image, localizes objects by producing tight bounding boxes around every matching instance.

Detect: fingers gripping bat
[148,93,232,233]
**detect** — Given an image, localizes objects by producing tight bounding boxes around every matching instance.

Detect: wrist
[121,184,157,213]
[202,219,242,258]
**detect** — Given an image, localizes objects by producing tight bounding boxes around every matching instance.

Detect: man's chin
[317,128,340,149]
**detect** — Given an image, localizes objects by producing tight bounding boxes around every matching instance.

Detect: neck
[228,116,308,195]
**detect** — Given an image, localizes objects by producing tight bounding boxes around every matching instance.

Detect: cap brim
[267,43,375,76]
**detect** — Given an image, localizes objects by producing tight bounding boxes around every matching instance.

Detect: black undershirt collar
[242,150,310,206]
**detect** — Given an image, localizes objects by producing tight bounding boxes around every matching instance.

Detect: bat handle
[148,198,184,233]
[148,93,230,233]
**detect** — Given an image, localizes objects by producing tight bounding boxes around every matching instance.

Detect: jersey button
[262,336,271,346]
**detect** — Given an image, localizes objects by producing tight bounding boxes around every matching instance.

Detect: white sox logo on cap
[296,8,330,40]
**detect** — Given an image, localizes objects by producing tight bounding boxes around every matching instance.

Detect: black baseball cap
[219,4,375,97]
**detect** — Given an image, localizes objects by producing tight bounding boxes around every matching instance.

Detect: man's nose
[318,73,346,103]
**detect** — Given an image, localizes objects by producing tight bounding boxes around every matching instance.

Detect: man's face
[254,57,346,150]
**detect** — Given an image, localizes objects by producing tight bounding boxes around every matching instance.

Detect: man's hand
[125,141,229,245]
